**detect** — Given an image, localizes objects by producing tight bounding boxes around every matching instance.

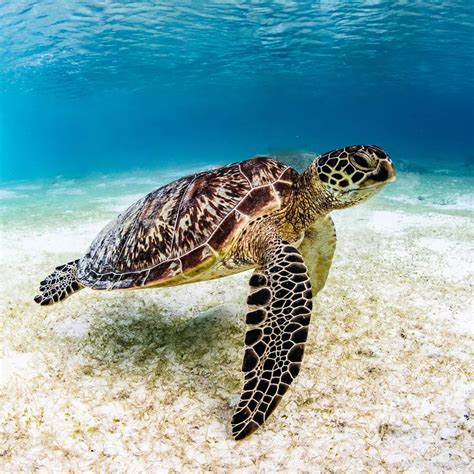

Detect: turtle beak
[381,160,397,183]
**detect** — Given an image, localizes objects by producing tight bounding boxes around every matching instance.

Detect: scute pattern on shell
[171,168,250,255]
[77,157,295,289]
[240,158,290,187]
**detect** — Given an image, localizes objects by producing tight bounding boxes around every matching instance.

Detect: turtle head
[314,145,396,208]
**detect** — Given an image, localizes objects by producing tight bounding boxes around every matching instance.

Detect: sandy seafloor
[0,163,473,472]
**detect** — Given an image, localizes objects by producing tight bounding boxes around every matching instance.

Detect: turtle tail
[34,260,84,306]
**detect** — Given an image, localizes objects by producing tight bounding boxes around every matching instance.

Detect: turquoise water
[1,1,473,181]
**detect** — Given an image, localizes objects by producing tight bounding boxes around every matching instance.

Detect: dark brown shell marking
[77,157,296,289]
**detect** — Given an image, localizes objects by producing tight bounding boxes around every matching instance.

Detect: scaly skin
[227,145,396,439]
[231,144,395,266]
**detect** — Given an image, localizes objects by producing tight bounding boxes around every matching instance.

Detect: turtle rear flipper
[34,260,84,306]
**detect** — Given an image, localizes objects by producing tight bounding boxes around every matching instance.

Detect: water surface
[1,1,473,181]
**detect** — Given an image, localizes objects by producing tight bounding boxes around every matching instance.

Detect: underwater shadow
[80,299,245,403]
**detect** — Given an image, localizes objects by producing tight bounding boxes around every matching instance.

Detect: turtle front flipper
[298,216,337,295]
[232,240,313,440]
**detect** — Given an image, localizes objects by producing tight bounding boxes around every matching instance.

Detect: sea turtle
[35,144,396,440]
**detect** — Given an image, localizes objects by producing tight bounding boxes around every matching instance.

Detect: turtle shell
[77,157,297,290]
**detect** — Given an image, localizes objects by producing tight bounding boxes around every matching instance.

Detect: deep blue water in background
[0,1,473,182]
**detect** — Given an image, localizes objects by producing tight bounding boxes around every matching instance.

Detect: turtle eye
[351,153,372,170]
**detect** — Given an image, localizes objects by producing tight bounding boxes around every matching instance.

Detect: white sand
[0,171,473,471]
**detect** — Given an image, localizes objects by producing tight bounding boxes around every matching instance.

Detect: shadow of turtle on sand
[77,298,246,404]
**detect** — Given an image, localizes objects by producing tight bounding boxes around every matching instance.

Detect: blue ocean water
[0,1,473,182]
